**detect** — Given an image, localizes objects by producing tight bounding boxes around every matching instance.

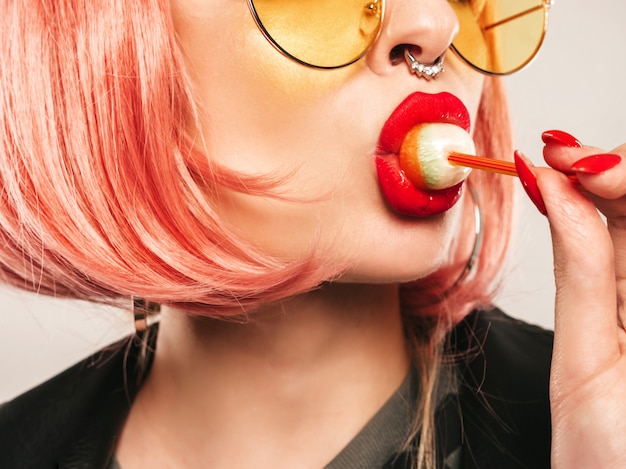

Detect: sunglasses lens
[250,0,383,68]
[450,0,547,75]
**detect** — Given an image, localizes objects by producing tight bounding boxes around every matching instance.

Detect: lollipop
[399,123,475,190]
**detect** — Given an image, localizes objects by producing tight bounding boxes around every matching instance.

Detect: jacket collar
[0,309,552,469]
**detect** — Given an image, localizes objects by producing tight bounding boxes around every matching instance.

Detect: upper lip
[377,92,471,155]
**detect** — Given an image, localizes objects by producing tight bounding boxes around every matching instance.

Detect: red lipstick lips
[376,92,471,217]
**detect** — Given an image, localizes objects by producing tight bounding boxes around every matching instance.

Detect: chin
[337,238,450,284]
[340,260,445,285]
[336,200,464,285]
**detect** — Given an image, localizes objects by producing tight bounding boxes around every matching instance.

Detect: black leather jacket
[0,308,553,469]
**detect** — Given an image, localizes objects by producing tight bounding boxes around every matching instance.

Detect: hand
[529,130,626,468]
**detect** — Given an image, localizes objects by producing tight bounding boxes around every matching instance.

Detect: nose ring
[404,49,445,80]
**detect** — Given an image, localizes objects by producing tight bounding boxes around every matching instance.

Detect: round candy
[399,123,475,191]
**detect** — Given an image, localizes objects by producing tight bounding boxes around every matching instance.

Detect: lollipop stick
[447,151,517,176]
[447,151,580,184]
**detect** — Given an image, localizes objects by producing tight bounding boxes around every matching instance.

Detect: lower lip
[376,157,464,217]
[376,92,470,217]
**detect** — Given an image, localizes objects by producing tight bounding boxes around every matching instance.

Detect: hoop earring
[132,297,161,332]
[442,185,483,298]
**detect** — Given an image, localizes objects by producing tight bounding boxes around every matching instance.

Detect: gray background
[2,1,625,401]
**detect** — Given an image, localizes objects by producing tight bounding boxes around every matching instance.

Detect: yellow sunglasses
[246,0,553,74]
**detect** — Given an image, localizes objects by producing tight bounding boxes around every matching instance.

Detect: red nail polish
[541,130,583,148]
[514,151,547,216]
[570,153,621,174]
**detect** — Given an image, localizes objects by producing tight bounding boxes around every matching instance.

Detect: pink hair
[0,0,512,320]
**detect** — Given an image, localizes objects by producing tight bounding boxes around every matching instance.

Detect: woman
[0,0,624,468]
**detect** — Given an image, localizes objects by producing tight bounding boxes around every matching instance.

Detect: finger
[575,144,626,202]
[535,168,619,390]
[543,142,606,172]
[608,217,626,337]
[544,143,626,202]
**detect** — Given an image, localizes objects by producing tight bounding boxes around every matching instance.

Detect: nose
[366,0,459,75]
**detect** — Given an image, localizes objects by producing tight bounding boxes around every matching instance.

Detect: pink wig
[0,0,513,320]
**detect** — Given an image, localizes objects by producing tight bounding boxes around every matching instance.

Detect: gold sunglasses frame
[245,0,386,69]
[450,0,554,75]
[246,0,553,74]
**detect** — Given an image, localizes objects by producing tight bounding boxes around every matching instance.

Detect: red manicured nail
[541,130,583,148]
[570,153,621,174]
[514,151,547,216]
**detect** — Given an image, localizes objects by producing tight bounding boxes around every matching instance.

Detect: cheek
[243,35,356,101]
[173,0,357,114]
[172,0,367,184]
[443,53,485,131]
[460,70,485,131]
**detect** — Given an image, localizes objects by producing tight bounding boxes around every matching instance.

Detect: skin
[169,0,483,282]
[117,0,485,467]
[536,142,626,469]
[115,0,626,466]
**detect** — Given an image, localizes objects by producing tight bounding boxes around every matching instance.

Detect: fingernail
[541,130,583,148]
[514,150,547,216]
[570,153,621,174]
